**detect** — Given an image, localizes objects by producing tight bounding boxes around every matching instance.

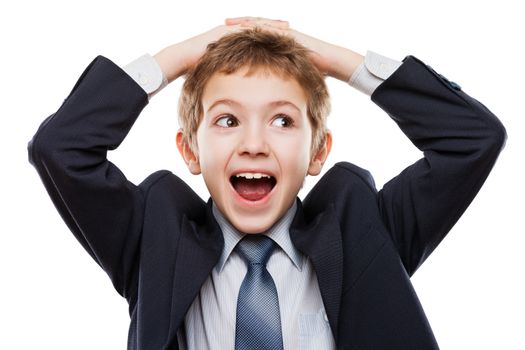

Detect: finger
[250,18,289,28]
[226,17,259,27]
[240,21,289,31]
[270,20,290,28]
[226,17,289,28]
[225,16,254,24]
[225,18,242,25]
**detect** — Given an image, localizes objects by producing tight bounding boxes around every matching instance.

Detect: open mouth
[230,173,277,202]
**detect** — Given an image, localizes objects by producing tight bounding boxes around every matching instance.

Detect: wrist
[328,46,364,82]
[153,43,187,83]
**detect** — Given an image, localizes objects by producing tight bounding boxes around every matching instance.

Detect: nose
[237,124,270,157]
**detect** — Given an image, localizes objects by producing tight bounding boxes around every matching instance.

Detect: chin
[231,216,275,235]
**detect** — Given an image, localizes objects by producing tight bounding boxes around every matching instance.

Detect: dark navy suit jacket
[28,55,506,349]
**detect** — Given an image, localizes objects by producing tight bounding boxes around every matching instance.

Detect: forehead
[201,66,307,113]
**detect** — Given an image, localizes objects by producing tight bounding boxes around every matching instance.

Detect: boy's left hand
[225,16,364,82]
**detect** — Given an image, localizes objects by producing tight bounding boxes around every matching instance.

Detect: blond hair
[178,28,331,154]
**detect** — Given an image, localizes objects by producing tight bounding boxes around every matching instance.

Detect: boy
[28,17,506,349]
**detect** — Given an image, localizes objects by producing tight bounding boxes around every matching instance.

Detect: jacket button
[449,81,462,90]
[438,73,462,90]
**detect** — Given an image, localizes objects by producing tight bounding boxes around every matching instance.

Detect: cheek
[273,133,312,173]
[196,129,234,172]
[196,125,218,154]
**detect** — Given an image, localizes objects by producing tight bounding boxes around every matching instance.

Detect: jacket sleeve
[372,56,507,276]
[27,56,150,299]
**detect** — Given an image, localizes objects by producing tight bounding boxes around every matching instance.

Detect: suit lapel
[290,199,343,341]
[165,200,224,346]
[162,198,344,345]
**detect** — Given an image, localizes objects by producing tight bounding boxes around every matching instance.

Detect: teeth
[235,172,272,179]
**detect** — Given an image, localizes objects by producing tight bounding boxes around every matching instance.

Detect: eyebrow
[206,99,302,113]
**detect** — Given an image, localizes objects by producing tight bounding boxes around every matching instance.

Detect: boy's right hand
[153,18,289,83]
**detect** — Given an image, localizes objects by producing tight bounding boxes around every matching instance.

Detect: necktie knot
[236,235,276,266]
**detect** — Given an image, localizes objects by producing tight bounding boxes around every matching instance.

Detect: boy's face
[177,66,331,234]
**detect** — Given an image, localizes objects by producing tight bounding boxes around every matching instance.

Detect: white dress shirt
[179,201,335,349]
[122,49,402,349]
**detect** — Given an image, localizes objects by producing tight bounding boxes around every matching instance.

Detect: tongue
[233,178,274,201]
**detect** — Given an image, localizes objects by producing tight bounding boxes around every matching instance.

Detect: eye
[215,115,239,128]
[271,114,294,128]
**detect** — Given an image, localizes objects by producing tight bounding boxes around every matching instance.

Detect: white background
[2,0,524,349]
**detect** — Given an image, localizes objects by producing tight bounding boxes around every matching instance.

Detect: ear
[307,131,332,176]
[176,129,201,175]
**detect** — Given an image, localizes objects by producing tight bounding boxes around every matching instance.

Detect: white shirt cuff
[348,50,402,96]
[123,54,168,98]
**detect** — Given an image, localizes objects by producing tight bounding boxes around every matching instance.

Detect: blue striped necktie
[235,235,284,350]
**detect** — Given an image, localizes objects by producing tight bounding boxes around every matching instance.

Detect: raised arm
[27,20,276,298]
[372,57,506,275]
[28,57,149,299]
[238,18,507,275]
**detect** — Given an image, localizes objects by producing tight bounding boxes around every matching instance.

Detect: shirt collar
[212,200,304,273]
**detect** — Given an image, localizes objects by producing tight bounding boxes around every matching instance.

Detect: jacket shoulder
[332,162,377,193]
[138,170,207,215]
[316,161,377,196]
[139,170,173,190]
[303,161,378,214]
